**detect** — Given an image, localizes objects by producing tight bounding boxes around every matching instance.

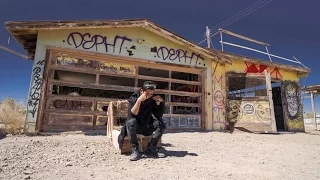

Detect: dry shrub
[0,98,26,135]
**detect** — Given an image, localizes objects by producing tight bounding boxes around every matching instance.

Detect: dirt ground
[0,130,320,180]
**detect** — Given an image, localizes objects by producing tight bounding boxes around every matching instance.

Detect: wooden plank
[168,71,173,114]
[36,50,51,132]
[46,109,108,116]
[93,100,98,126]
[48,113,93,126]
[95,74,100,84]
[201,69,207,130]
[48,48,203,74]
[46,94,119,102]
[166,102,200,107]
[219,28,270,46]
[162,114,200,118]
[311,92,318,130]
[264,70,277,132]
[41,125,106,131]
[49,79,202,97]
[51,64,201,86]
[137,75,200,85]
[227,96,269,101]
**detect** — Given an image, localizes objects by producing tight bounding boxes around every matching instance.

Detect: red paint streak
[244,62,283,80]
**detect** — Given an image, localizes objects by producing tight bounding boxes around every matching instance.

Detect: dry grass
[0,98,26,135]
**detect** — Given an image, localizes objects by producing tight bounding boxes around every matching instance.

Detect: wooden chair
[107,100,161,154]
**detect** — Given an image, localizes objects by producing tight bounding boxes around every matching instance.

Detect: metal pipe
[220,41,301,64]
[219,30,224,51]
[265,46,272,62]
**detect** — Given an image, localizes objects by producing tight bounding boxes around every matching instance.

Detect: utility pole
[0,44,29,60]
[205,26,211,48]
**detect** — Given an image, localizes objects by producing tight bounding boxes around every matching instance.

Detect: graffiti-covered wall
[281,81,304,131]
[227,100,272,132]
[24,27,212,133]
[212,62,227,130]
[225,57,299,81]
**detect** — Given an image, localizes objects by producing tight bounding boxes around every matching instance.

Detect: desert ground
[0,128,320,180]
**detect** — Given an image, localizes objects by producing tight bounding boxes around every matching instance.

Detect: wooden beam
[46,94,120,102]
[264,70,277,132]
[166,102,200,107]
[219,28,270,46]
[51,65,201,86]
[311,92,318,130]
[49,79,202,97]
[48,46,203,74]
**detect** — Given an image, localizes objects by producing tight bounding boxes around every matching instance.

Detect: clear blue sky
[0,0,319,113]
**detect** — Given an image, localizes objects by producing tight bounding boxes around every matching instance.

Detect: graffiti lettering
[53,99,84,110]
[172,84,199,114]
[66,32,132,54]
[214,75,223,90]
[151,46,205,66]
[163,117,200,128]
[28,64,43,117]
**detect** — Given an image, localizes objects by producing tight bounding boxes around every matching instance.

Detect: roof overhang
[219,51,310,77]
[5,18,230,64]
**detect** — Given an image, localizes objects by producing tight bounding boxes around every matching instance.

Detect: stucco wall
[211,57,303,131]
[25,27,213,133]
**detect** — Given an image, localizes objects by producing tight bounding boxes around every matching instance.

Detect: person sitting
[118,81,166,161]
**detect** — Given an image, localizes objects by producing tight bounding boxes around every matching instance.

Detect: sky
[0,0,319,113]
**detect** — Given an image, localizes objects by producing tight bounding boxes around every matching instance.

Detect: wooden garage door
[39,48,205,132]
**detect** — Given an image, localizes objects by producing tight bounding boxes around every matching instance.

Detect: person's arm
[152,101,165,120]
[131,99,142,116]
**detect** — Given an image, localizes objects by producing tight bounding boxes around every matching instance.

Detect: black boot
[118,134,124,149]
[129,144,140,161]
[146,139,165,158]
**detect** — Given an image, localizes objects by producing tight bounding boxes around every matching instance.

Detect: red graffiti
[244,62,283,80]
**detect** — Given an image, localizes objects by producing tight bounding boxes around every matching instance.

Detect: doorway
[272,83,285,131]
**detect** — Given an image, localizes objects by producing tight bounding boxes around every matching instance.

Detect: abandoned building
[5,19,310,134]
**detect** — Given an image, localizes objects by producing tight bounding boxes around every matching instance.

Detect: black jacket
[127,90,165,126]
[119,90,165,138]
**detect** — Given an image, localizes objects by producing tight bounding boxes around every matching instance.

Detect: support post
[311,92,318,130]
[264,70,277,132]
[219,29,224,51]
[206,26,211,48]
[265,46,272,62]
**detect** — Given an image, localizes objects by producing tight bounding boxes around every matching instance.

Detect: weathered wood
[51,64,201,86]
[264,70,277,132]
[47,113,93,126]
[46,94,119,102]
[49,47,203,74]
[219,28,270,46]
[49,79,202,97]
[311,92,318,130]
[111,130,162,154]
[46,109,108,116]
[166,102,200,107]
[36,50,51,132]
[201,69,207,130]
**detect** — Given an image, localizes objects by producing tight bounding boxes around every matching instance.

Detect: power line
[211,0,273,33]
[210,0,266,33]
[199,0,273,44]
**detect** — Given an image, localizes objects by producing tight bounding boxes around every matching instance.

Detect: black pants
[121,118,166,147]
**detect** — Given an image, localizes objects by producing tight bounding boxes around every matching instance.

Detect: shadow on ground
[0,129,7,140]
[160,149,198,157]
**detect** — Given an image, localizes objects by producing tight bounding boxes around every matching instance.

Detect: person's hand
[153,95,163,105]
[137,92,148,102]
